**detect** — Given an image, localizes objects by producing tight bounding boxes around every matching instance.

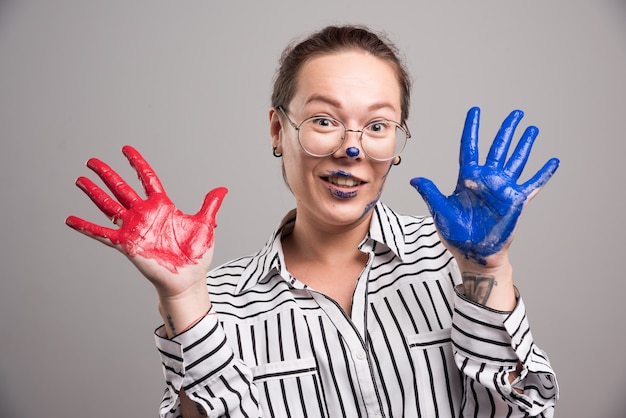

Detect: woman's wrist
[457,260,517,311]
[158,282,212,338]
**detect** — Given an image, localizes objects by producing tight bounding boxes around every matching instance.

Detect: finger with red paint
[73,175,125,227]
[87,156,143,208]
[122,145,166,196]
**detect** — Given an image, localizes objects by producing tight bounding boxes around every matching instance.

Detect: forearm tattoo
[462,272,497,305]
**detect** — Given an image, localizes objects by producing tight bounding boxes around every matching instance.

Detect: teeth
[328,175,361,187]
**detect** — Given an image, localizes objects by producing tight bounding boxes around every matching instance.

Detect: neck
[281,210,372,317]
[285,211,372,265]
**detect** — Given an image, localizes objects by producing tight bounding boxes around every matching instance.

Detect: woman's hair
[272,25,412,123]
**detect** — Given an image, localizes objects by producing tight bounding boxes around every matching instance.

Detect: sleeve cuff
[452,284,533,367]
[154,311,234,392]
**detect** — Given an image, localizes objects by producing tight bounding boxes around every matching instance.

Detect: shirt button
[354,350,366,361]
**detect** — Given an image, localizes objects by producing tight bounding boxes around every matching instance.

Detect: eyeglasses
[278,106,410,162]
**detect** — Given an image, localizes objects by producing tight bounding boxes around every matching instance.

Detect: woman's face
[270,50,403,231]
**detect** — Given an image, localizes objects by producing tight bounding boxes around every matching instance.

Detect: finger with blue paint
[410,107,560,266]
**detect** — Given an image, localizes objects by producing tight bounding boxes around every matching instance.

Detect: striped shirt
[155,201,558,417]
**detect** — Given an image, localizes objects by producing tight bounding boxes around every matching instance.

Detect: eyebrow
[304,94,396,113]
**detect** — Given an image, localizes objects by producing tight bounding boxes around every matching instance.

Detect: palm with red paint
[66,145,227,297]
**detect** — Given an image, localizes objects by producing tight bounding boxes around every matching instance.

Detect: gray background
[1,0,624,416]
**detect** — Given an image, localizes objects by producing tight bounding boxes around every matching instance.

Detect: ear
[269,108,283,154]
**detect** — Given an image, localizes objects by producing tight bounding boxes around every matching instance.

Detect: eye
[307,116,342,132]
[313,117,339,127]
[366,120,392,136]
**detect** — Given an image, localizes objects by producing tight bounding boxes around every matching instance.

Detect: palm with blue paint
[410,107,559,266]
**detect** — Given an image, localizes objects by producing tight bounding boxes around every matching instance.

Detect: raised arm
[66,145,227,335]
[410,108,560,416]
[410,107,559,310]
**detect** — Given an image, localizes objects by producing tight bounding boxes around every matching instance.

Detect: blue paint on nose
[346,147,360,158]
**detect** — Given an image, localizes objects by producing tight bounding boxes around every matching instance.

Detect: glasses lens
[298,117,344,157]
[361,121,408,161]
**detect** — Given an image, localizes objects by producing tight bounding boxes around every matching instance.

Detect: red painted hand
[66,146,227,290]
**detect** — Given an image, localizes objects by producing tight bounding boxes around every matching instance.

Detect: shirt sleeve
[452,285,559,417]
[154,313,261,417]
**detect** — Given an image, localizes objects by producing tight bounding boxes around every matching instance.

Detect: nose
[337,129,363,159]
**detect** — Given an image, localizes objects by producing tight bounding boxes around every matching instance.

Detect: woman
[67,25,559,417]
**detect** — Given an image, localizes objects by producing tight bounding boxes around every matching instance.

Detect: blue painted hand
[410,107,559,265]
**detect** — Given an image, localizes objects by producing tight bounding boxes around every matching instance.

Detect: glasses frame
[277,106,411,162]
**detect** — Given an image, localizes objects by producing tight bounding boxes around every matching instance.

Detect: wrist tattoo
[462,272,497,304]
[166,314,176,335]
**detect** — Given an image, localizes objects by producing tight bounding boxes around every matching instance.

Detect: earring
[393,155,401,166]
[273,147,282,158]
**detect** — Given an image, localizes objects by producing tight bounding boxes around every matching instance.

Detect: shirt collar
[234,201,408,294]
[365,201,409,260]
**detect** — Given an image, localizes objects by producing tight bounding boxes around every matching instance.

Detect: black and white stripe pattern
[155,201,558,417]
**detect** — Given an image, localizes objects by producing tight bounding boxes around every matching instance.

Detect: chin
[320,198,377,225]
